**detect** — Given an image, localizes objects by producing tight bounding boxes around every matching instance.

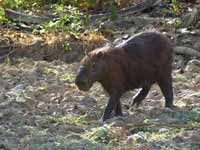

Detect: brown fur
[75,32,174,121]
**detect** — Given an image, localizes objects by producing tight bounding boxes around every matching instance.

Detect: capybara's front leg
[158,75,174,107]
[131,85,151,107]
[102,95,119,121]
[114,100,123,116]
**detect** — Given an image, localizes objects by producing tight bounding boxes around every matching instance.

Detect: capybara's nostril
[75,77,87,86]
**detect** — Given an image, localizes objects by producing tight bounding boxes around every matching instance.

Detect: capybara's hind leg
[114,101,123,116]
[158,75,174,107]
[101,99,113,121]
[131,85,151,107]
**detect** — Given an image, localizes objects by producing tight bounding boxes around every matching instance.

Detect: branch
[89,0,162,20]
[127,123,200,129]
[5,9,55,24]
[174,46,200,57]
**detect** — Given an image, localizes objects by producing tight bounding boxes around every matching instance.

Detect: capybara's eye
[91,63,96,70]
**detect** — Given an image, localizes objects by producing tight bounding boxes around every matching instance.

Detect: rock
[163,107,176,113]
[22,135,50,146]
[172,136,184,143]
[185,59,200,73]
[22,69,39,82]
[62,94,78,103]
[136,142,161,150]
[126,136,137,145]
[127,132,146,143]
[127,27,137,34]
[66,133,82,140]
[16,127,30,138]
[0,136,20,150]
[78,96,97,113]
[5,83,27,103]
[173,55,185,70]
[193,74,200,84]
[193,39,200,51]
[99,21,114,31]
[34,116,49,128]
[182,130,200,144]
[110,116,127,127]
[191,107,200,113]
[58,124,85,134]
[79,96,97,108]
[0,113,3,119]
[0,143,8,150]
[13,84,26,90]
[158,109,189,124]
[16,96,26,103]
[0,126,6,134]
[190,135,200,143]
[83,112,98,122]
[159,128,169,133]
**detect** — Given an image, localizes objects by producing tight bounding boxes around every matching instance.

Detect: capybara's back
[116,32,173,66]
[114,32,173,90]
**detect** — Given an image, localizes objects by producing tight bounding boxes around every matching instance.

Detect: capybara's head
[75,50,108,91]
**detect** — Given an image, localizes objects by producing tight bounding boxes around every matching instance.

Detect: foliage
[188,111,200,123]
[85,125,111,144]
[2,0,56,9]
[110,1,118,20]
[0,7,6,23]
[171,0,181,13]
[148,128,185,142]
[130,126,158,133]
[0,0,83,35]
[62,42,72,52]
[48,114,90,125]
[40,4,82,36]
[2,0,24,9]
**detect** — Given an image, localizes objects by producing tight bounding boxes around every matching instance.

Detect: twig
[127,123,200,129]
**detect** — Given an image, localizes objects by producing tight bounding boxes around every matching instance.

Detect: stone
[159,128,169,133]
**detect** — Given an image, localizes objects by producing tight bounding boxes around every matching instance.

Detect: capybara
[75,32,174,121]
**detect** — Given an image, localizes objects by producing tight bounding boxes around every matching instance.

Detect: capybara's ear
[96,51,105,59]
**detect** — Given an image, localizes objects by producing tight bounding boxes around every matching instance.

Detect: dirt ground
[0,1,200,150]
[0,55,200,150]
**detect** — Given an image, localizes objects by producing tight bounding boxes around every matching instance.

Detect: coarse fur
[75,32,174,121]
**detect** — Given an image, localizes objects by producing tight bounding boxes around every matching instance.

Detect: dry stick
[174,46,200,58]
[0,45,17,62]
[127,123,200,129]
[0,49,15,61]
[5,9,54,24]
[89,0,162,20]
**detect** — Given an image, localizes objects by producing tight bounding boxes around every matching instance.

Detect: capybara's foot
[165,103,176,108]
